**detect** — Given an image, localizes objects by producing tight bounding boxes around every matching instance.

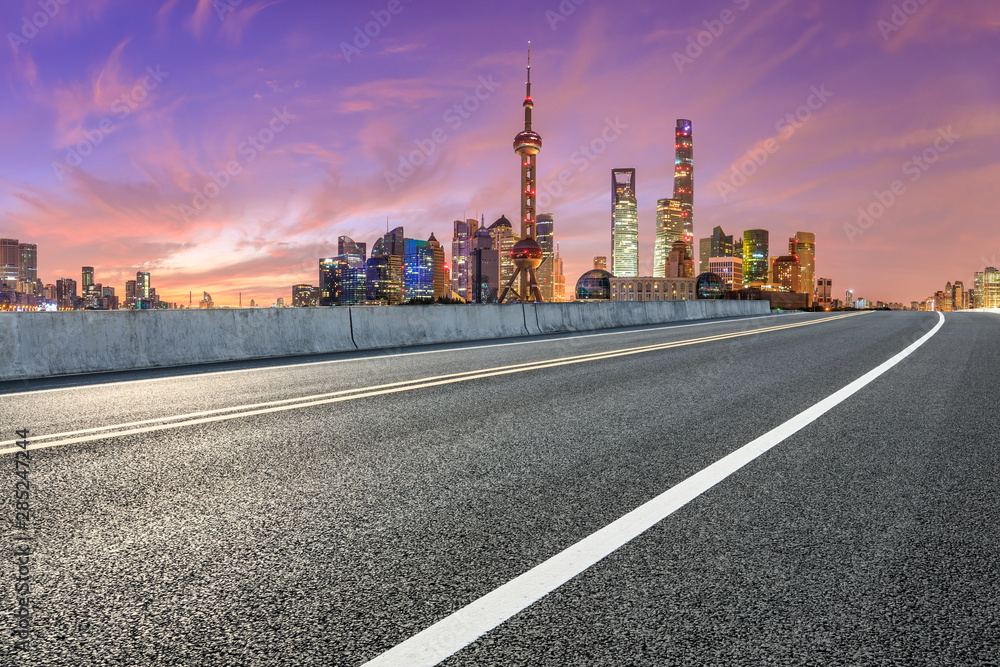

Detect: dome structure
[488,215,513,230]
[696,272,725,300]
[576,269,614,301]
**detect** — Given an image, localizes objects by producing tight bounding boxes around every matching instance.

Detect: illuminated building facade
[427,233,447,299]
[612,168,638,277]
[673,119,694,253]
[553,244,566,302]
[292,284,317,307]
[366,255,403,305]
[653,199,684,277]
[593,256,607,271]
[471,227,500,303]
[743,229,769,284]
[610,276,696,302]
[666,240,694,278]
[975,267,1000,308]
[0,239,18,287]
[707,256,743,291]
[404,238,435,302]
[771,255,802,293]
[451,218,478,300]
[788,231,816,296]
[488,216,519,287]
[319,258,337,306]
[536,213,555,301]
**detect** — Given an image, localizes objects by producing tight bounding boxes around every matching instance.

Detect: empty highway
[2,311,998,666]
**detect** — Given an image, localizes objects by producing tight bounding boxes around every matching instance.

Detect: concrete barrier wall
[0,300,770,381]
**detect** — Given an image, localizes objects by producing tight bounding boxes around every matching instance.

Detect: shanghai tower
[673,119,694,253]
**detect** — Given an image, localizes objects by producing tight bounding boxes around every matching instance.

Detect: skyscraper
[553,243,566,302]
[0,239,19,288]
[19,243,37,293]
[612,168,638,277]
[319,258,337,306]
[673,119,694,252]
[136,272,150,300]
[536,213,555,301]
[451,218,478,300]
[427,233,447,299]
[337,236,367,306]
[788,232,816,296]
[488,216,518,288]
[499,44,545,303]
[743,229,769,284]
[654,198,685,277]
[772,255,802,292]
[404,238,434,302]
[471,226,499,303]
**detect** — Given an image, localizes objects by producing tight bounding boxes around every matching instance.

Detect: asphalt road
[2,311,998,666]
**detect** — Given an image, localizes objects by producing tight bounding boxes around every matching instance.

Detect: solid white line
[361,312,946,667]
[1,314,789,397]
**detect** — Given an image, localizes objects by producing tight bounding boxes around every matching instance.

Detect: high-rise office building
[451,218,478,300]
[699,226,734,274]
[82,266,94,293]
[427,233,447,299]
[0,239,19,288]
[743,229,769,284]
[366,254,403,305]
[708,257,743,291]
[404,238,434,302]
[952,281,966,311]
[788,232,816,296]
[612,168,638,277]
[553,243,566,302]
[56,278,77,309]
[536,213,555,302]
[975,267,1000,308]
[673,120,694,252]
[336,236,367,306]
[319,258,338,306]
[19,243,37,293]
[471,226,500,303]
[772,255,802,292]
[136,272,150,300]
[653,199,683,277]
[488,216,519,287]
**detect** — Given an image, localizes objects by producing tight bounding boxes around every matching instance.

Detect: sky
[1,0,998,306]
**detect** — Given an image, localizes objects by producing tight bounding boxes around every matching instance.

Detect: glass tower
[612,168,638,277]
[673,120,694,253]
[742,229,769,284]
[536,213,555,301]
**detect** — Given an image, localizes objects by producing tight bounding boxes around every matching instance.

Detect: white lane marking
[0,314,863,455]
[1,314,792,397]
[361,312,946,667]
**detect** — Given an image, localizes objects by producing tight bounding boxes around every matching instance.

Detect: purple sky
[2,0,998,305]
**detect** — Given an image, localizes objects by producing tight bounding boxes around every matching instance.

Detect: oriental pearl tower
[499,43,544,303]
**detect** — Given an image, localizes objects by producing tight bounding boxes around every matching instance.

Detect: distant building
[708,256,743,291]
[426,233,447,300]
[673,119,694,254]
[318,258,337,307]
[471,227,500,303]
[536,213,555,302]
[56,278,77,310]
[366,255,404,305]
[451,218,478,300]
[487,215,519,288]
[666,240,694,278]
[788,232,816,296]
[553,244,566,302]
[771,255,802,294]
[593,256,608,271]
[817,278,833,308]
[0,239,19,288]
[292,284,317,307]
[974,268,1000,308]
[612,169,638,277]
[743,229,769,284]
[610,276,696,302]
[137,272,150,300]
[404,238,434,302]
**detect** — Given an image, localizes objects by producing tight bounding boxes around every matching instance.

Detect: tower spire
[523,42,533,132]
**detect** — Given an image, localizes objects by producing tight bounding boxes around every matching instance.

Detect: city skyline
[1,1,998,306]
